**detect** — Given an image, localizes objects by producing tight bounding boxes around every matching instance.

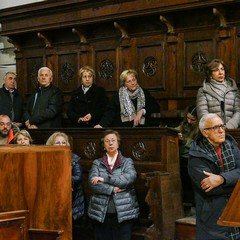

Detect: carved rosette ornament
[143,56,157,77]
[84,141,97,159]
[132,142,147,160]
[191,52,208,73]
[60,63,74,84]
[98,59,114,80]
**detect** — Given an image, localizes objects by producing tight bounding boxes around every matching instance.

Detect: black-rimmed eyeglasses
[204,124,226,132]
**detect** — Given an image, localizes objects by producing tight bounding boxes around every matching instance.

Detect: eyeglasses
[104,139,116,144]
[204,124,226,132]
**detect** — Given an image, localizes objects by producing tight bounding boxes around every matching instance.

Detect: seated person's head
[79,66,95,88]
[185,105,197,126]
[46,132,70,146]
[14,130,32,145]
[120,69,138,92]
[0,115,11,138]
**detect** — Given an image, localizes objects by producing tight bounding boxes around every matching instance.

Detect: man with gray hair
[24,67,63,128]
[188,113,240,239]
[0,72,24,127]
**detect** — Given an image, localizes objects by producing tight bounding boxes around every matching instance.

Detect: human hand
[94,124,103,128]
[28,124,38,129]
[91,176,104,185]
[201,170,225,192]
[133,110,143,127]
[114,187,126,193]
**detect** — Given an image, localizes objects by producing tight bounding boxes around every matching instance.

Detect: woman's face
[211,63,225,82]
[81,71,93,88]
[17,134,30,145]
[124,73,138,92]
[187,113,197,125]
[104,133,119,155]
[54,136,67,146]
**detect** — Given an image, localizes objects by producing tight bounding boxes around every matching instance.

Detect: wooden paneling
[1,1,240,124]
[0,146,72,240]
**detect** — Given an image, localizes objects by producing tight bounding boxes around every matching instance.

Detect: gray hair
[199,113,221,131]
[38,67,53,78]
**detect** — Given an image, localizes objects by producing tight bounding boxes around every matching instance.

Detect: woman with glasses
[88,129,139,240]
[197,58,240,129]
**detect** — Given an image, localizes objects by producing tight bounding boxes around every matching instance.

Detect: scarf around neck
[119,85,145,124]
[209,78,227,100]
[202,137,235,172]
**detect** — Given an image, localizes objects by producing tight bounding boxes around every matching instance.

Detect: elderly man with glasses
[188,113,240,240]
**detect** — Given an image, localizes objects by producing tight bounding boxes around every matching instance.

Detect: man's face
[37,69,52,87]
[4,73,16,90]
[202,116,225,146]
[0,116,11,137]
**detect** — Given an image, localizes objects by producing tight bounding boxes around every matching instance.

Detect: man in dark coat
[0,72,24,127]
[67,66,108,127]
[24,67,63,129]
[188,113,240,240]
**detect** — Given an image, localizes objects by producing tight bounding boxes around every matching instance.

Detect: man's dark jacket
[0,86,24,123]
[24,84,63,128]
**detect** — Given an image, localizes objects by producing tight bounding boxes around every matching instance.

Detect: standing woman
[197,59,240,129]
[46,132,85,222]
[67,66,108,127]
[88,129,139,240]
[94,69,160,128]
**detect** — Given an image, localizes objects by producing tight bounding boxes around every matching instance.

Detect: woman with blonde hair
[67,66,108,127]
[95,69,159,128]
[14,129,33,145]
[46,132,85,222]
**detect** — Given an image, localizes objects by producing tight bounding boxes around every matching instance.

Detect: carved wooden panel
[183,33,215,88]
[136,36,165,91]
[58,52,78,92]
[94,46,118,91]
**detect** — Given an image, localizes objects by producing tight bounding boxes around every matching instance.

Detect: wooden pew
[0,145,72,240]
[29,127,184,240]
[0,210,29,240]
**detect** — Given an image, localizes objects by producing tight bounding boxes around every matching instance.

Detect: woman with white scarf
[197,59,240,129]
[94,69,160,128]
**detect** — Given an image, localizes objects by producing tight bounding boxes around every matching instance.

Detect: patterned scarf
[202,137,235,172]
[202,138,239,240]
[119,85,145,124]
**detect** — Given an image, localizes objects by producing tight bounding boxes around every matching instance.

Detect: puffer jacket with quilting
[197,78,240,129]
[88,152,140,223]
